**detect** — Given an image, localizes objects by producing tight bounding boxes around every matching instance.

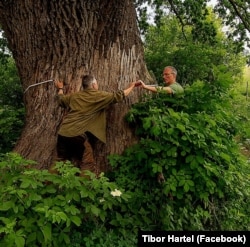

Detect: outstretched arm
[138,80,173,94]
[123,81,137,96]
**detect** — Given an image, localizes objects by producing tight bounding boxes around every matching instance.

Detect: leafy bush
[0,106,24,153]
[0,57,23,108]
[108,75,250,231]
[0,57,24,153]
[0,153,135,247]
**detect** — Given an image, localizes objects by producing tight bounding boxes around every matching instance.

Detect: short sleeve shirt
[168,82,184,95]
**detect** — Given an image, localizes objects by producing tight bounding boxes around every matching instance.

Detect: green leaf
[41,224,51,243]
[172,168,177,175]
[99,211,106,222]
[176,123,185,132]
[116,212,123,221]
[152,125,161,136]
[0,201,13,211]
[186,155,194,163]
[179,179,185,186]
[143,117,152,130]
[90,206,100,216]
[152,163,162,173]
[65,205,80,215]
[220,152,231,162]
[196,155,204,164]
[167,147,177,157]
[187,180,194,187]
[190,158,198,169]
[57,195,66,201]
[167,128,174,135]
[170,183,176,192]
[184,183,189,192]
[57,212,68,222]
[17,189,27,198]
[15,236,25,247]
[200,192,209,200]
[26,232,37,244]
[181,135,188,141]
[29,193,42,202]
[80,186,90,198]
[71,216,81,226]
[20,180,31,189]
[62,232,71,244]
[176,192,183,199]
[13,205,19,214]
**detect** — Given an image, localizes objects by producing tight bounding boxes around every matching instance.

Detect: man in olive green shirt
[53,75,137,177]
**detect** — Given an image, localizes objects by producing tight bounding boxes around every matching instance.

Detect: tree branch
[168,0,187,41]
[228,0,250,33]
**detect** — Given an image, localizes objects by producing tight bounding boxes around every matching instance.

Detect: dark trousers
[53,132,97,176]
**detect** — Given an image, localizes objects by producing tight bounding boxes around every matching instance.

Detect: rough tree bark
[0,0,151,171]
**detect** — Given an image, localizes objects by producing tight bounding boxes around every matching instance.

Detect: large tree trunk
[0,0,151,170]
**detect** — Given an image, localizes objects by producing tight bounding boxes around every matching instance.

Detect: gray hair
[82,75,96,89]
[164,66,177,76]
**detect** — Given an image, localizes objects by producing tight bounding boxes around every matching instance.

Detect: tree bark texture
[0,0,151,170]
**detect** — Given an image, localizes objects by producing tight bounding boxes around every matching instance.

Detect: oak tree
[0,0,150,170]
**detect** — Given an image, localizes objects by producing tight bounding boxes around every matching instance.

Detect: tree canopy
[135,0,250,52]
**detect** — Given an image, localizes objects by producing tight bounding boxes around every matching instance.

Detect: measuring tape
[23,79,54,94]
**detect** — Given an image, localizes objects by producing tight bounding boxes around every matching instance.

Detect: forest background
[0,1,250,246]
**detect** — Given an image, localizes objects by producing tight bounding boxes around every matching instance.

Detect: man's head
[162,66,177,85]
[82,75,98,90]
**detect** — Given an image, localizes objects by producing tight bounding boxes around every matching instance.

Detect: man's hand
[54,80,64,89]
[135,81,142,87]
[136,80,146,88]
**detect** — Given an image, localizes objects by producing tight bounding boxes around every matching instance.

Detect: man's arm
[123,82,136,96]
[54,80,71,108]
[139,80,173,94]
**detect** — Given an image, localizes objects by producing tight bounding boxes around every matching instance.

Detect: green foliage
[136,0,215,44]
[0,57,23,107]
[0,153,135,247]
[144,13,246,85]
[108,72,250,231]
[0,106,24,153]
[136,0,249,52]
[0,30,10,65]
[71,228,137,247]
[0,56,24,153]
[214,0,250,52]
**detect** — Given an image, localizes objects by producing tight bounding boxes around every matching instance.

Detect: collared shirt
[156,82,184,95]
[57,88,125,143]
[168,82,184,95]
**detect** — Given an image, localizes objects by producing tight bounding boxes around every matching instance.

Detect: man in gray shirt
[138,66,184,96]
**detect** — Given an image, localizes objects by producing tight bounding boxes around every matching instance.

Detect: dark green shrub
[0,106,24,153]
[108,77,250,231]
[0,57,24,153]
[0,153,134,247]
